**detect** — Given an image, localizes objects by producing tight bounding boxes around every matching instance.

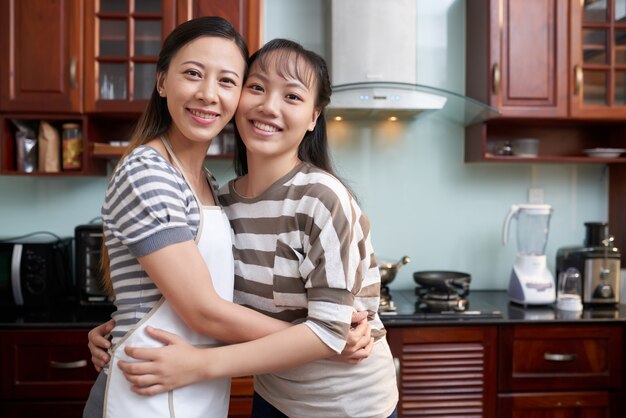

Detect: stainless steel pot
[378,256,411,286]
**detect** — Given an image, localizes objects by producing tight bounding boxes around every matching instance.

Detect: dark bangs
[254,47,318,97]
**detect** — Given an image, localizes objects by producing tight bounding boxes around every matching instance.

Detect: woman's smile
[187,107,219,125]
[250,119,282,135]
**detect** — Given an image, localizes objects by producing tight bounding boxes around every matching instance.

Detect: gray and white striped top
[101,145,218,345]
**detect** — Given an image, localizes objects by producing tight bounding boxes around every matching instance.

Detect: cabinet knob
[574,65,583,96]
[492,63,500,95]
[49,359,88,369]
[70,57,78,89]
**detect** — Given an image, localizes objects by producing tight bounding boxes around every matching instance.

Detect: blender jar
[503,204,552,255]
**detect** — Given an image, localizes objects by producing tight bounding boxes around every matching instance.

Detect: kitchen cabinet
[176,0,263,53]
[0,328,98,417]
[1,0,258,173]
[466,0,568,119]
[0,0,83,113]
[0,327,254,418]
[570,0,626,119]
[385,326,498,418]
[467,0,626,120]
[465,0,626,163]
[83,0,176,113]
[84,0,263,114]
[497,324,623,418]
[385,316,625,418]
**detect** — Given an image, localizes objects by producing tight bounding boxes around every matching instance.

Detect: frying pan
[413,271,471,294]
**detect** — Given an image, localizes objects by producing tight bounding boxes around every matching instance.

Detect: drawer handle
[544,352,577,362]
[49,360,88,369]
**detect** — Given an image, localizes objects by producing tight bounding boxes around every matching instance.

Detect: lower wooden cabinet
[498,392,611,418]
[386,326,498,418]
[497,324,623,418]
[0,328,254,418]
[387,323,625,418]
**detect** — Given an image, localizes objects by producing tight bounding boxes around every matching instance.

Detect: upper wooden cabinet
[570,0,626,119]
[84,0,176,113]
[83,0,262,114]
[467,0,626,120]
[0,0,84,113]
[466,0,569,118]
[176,0,263,53]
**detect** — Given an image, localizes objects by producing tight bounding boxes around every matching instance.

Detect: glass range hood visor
[325,82,500,126]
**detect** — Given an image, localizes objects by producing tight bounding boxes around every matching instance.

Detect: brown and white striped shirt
[219,161,385,352]
[219,162,398,418]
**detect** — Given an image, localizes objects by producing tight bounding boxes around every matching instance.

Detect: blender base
[508,255,556,305]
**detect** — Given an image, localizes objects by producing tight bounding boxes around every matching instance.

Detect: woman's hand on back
[118,326,207,396]
[88,319,115,372]
[334,311,373,364]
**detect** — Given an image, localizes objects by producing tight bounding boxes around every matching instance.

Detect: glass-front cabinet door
[85,0,175,112]
[571,0,626,118]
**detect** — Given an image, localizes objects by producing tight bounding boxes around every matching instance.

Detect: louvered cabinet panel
[386,326,497,418]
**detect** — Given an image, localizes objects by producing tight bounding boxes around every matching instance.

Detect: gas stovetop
[380,289,503,320]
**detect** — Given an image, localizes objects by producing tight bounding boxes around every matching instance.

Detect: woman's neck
[239,153,301,198]
[164,130,209,174]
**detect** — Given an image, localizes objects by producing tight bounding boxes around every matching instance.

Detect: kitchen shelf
[466,119,626,163]
[481,155,626,164]
[91,143,234,161]
[92,143,127,159]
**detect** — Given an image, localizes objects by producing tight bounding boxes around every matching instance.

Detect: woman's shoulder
[295,163,353,202]
[114,145,177,179]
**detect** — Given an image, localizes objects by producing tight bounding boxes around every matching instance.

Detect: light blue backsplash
[0,0,608,291]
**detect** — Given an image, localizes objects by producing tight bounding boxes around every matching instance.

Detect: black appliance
[413,271,472,312]
[75,224,112,305]
[0,236,73,307]
[556,222,621,305]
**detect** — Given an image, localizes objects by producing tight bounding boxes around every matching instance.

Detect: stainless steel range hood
[326,0,498,124]
[326,0,443,119]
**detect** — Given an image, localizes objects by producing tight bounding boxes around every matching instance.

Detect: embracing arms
[138,240,290,343]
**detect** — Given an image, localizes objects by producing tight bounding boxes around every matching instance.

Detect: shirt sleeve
[101,150,194,257]
[299,178,368,354]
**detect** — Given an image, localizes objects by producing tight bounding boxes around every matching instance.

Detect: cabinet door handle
[492,63,500,95]
[544,352,577,362]
[49,359,88,369]
[70,57,78,89]
[574,65,583,96]
[393,357,400,388]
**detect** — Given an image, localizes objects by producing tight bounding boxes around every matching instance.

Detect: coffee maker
[556,222,621,305]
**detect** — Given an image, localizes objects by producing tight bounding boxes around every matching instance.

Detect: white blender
[502,204,556,305]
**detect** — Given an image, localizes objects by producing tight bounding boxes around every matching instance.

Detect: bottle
[62,123,83,170]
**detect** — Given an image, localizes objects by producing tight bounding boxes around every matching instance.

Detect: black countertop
[0,304,115,329]
[1,290,625,329]
[380,289,626,327]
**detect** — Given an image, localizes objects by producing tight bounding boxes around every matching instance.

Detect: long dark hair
[101,17,249,295]
[233,38,336,178]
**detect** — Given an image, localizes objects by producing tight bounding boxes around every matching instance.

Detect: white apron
[103,138,234,418]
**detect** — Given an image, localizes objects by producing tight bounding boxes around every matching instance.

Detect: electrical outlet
[528,188,544,204]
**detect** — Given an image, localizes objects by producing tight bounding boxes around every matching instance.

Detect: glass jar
[62,123,83,170]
